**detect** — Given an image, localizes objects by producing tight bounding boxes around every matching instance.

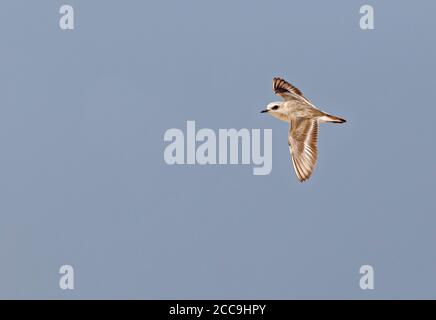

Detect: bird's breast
[271,112,289,122]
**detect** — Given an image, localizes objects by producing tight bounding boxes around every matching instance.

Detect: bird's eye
[271,105,279,110]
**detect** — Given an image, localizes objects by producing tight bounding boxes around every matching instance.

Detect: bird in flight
[261,77,346,182]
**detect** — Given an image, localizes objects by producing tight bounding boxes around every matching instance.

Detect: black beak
[260,109,269,113]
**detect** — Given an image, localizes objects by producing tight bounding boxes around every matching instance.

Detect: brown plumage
[261,77,346,182]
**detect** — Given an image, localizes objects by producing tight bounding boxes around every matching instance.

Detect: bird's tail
[320,113,346,123]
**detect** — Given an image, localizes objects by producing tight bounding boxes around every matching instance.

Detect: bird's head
[261,102,287,119]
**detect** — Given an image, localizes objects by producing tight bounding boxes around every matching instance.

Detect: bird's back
[284,100,325,120]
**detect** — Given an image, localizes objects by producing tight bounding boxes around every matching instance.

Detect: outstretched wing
[288,118,319,182]
[273,77,312,105]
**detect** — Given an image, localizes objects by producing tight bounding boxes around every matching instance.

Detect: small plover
[261,77,346,182]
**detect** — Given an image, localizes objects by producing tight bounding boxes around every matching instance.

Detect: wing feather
[288,118,319,182]
[273,77,312,105]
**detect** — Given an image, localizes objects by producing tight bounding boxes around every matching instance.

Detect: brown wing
[273,77,312,105]
[288,118,318,182]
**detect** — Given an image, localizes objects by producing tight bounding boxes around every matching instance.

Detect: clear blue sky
[0,0,435,298]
